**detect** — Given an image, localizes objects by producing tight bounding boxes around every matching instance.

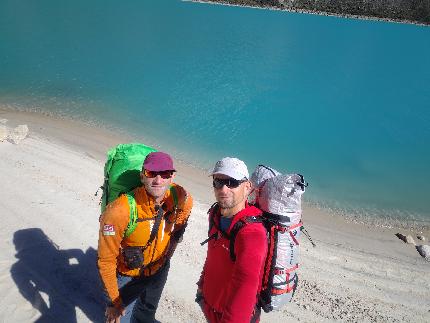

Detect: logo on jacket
[221,243,229,252]
[103,224,115,236]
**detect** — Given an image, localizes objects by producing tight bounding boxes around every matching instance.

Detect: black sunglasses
[213,177,246,189]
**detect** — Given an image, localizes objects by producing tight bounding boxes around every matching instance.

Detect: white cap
[210,157,249,180]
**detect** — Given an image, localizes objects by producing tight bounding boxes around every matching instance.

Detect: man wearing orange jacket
[98,152,193,323]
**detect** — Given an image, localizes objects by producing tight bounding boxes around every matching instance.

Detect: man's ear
[170,172,176,183]
[244,180,252,195]
[140,170,145,183]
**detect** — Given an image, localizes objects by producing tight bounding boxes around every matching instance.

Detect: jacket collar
[215,203,262,234]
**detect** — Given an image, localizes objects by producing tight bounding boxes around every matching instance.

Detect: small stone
[395,233,407,243]
[416,245,430,260]
[395,233,415,245]
[405,235,415,245]
[417,235,426,241]
[8,124,29,144]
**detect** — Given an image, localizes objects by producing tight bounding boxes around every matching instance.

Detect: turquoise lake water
[1,0,429,227]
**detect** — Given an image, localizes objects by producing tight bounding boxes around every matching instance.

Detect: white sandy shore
[0,108,429,322]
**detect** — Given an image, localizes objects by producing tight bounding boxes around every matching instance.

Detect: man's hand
[105,305,125,323]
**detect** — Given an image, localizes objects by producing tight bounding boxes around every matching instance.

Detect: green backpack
[101,143,157,212]
[101,143,160,237]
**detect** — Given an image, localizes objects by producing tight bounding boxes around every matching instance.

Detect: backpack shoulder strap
[124,186,179,239]
[124,192,138,238]
[167,184,188,242]
[124,185,177,235]
[229,216,263,262]
[144,205,164,249]
[200,203,219,246]
[170,185,178,207]
[164,185,179,224]
[208,202,219,233]
[125,189,176,241]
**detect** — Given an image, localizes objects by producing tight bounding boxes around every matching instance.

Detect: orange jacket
[98,184,193,307]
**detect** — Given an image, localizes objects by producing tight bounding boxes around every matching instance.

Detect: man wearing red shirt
[197,157,267,323]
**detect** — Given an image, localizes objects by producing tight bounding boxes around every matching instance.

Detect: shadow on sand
[11,228,105,322]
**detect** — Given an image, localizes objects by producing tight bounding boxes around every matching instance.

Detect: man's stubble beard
[144,184,169,200]
[218,200,235,210]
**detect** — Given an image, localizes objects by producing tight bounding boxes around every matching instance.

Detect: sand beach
[0,107,429,322]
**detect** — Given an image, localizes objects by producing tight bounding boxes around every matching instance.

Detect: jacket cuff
[108,297,123,309]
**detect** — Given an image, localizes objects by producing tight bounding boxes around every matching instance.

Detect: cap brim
[209,170,247,181]
[145,166,176,172]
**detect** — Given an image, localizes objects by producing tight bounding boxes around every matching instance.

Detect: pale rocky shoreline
[0,107,429,322]
[189,0,430,26]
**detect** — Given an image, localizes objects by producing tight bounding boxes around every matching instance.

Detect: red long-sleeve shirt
[199,205,267,323]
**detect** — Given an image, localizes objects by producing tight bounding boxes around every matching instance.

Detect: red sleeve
[221,224,267,323]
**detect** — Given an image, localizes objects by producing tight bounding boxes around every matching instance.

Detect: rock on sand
[395,233,416,245]
[416,245,430,261]
[8,124,29,144]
